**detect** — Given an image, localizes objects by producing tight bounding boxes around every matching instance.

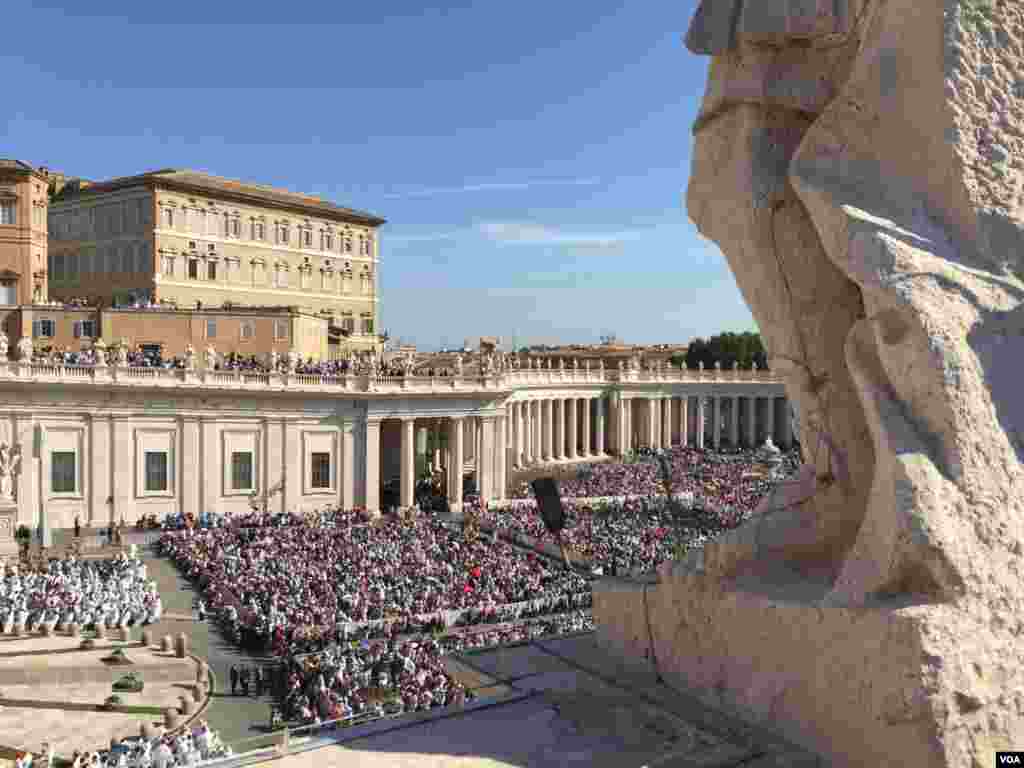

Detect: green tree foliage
[685,332,767,370]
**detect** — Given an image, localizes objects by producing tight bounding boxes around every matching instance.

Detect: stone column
[594,397,605,455]
[522,401,532,464]
[712,396,722,450]
[532,401,542,463]
[543,399,554,460]
[448,417,463,511]
[514,403,524,467]
[778,398,793,448]
[765,396,776,445]
[622,398,632,454]
[695,397,705,449]
[747,396,757,447]
[477,417,494,501]
[494,415,505,500]
[567,398,578,459]
[581,398,591,456]
[679,397,688,448]
[553,399,564,459]
[400,418,415,508]
[650,398,661,450]
[364,419,381,513]
[341,420,355,510]
[730,396,740,447]
[663,397,673,447]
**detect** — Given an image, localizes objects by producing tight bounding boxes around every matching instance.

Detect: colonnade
[375,391,790,513]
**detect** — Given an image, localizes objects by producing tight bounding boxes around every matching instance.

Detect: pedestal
[0,504,19,558]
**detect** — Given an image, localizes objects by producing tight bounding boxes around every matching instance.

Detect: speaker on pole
[531,477,565,535]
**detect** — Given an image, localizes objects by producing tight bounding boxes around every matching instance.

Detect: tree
[685,332,767,370]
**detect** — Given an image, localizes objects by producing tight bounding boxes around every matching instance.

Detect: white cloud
[477,221,648,248]
[382,177,600,200]
[384,231,462,244]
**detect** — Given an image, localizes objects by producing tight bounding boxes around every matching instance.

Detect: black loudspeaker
[532,477,565,535]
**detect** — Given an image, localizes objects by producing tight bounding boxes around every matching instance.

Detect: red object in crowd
[464,584,473,593]
[471,567,482,579]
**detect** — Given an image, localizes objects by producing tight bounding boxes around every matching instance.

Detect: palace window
[320,268,333,292]
[73,320,97,338]
[161,254,175,277]
[188,259,199,280]
[0,201,16,225]
[277,225,289,245]
[206,319,217,338]
[252,221,265,241]
[251,261,266,287]
[274,319,289,340]
[231,451,254,490]
[299,267,311,290]
[311,452,331,489]
[162,208,173,228]
[51,451,77,494]
[207,260,217,281]
[32,319,55,338]
[341,314,354,333]
[229,217,240,238]
[322,232,333,251]
[144,451,169,492]
[343,234,352,253]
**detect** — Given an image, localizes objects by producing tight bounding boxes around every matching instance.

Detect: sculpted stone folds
[595,3,1024,767]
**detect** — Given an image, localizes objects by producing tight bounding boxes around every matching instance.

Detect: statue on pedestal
[0,443,21,501]
[16,337,32,362]
[0,331,8,360]
[93,339,107,367]
[453,355,463,376]
[204,345,217,371]
[269,350,279,371]
[184,344,196,371]
[286,349,300,374]
[115,343,129,368]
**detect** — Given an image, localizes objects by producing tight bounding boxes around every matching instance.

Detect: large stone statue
[595,3,1024,766]
[0,331,7,360]
[204,345,217,371]
[0,443,20,500]
[16,337,32,362]
[453,355,463,376]
[184,343,196,371]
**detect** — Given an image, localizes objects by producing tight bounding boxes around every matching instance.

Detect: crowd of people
[486,446,801,574]
[0,553,161,634]
[158,510,590,657]
[67,720,231,768]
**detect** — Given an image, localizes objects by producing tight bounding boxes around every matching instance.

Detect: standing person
[239,665,250,697]
[73,516,80,540]
[254,666,263,698]
[229,665,239,696]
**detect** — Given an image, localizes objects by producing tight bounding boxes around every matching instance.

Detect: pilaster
[747,396,757,447]
[712,396,721,450]
[680,397,688,448]
[363,418,381,513]
[181,416,200,517]
[341,419,355,510]
[696,397,705,450]
[283,419,300,514]
[448,416,463,511]
[201,417,219,516]
[400,418,415,508]
[730,396,740,447]
[765,396,775,445]
[594,397,605,455]
[89,414,112,526]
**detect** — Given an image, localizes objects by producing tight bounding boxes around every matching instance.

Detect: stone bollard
[69,623,80,639]
[160,635,172,653]
[179,695,194,716]
[95,624,106,640]
[174,632,188,659]
[164,708,180,730]
[14,621,25,637]
[118,627,131,643]
[140,629,152,647]
[195,661,208,685]
[42,624,52,637]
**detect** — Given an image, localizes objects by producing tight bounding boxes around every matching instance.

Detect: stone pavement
[254,634,823,768]
[139,549,280,747]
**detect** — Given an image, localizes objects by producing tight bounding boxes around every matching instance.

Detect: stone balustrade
[0,360,782,394]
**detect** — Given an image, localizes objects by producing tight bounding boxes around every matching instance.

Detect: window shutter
[32,320,39,338]
[73,321,81,338]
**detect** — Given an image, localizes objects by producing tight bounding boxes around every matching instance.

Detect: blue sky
[3,0,757,351]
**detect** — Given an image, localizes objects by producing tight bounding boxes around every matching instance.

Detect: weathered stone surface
[597,2,1024,767]
[174,632,188,659]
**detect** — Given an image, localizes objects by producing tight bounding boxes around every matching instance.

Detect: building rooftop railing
[0,360,783,395]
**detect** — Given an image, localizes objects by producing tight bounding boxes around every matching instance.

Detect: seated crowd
[68,719,230,768]
[158,511,590,657]
[486,446,801,574]
[0,552,161,634]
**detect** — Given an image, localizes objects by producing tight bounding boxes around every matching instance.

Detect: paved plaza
[252,634,821,768]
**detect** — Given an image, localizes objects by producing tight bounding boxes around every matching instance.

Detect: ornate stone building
[46,168,384,352]
[0,361,788,535]
[0,160,49,306]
